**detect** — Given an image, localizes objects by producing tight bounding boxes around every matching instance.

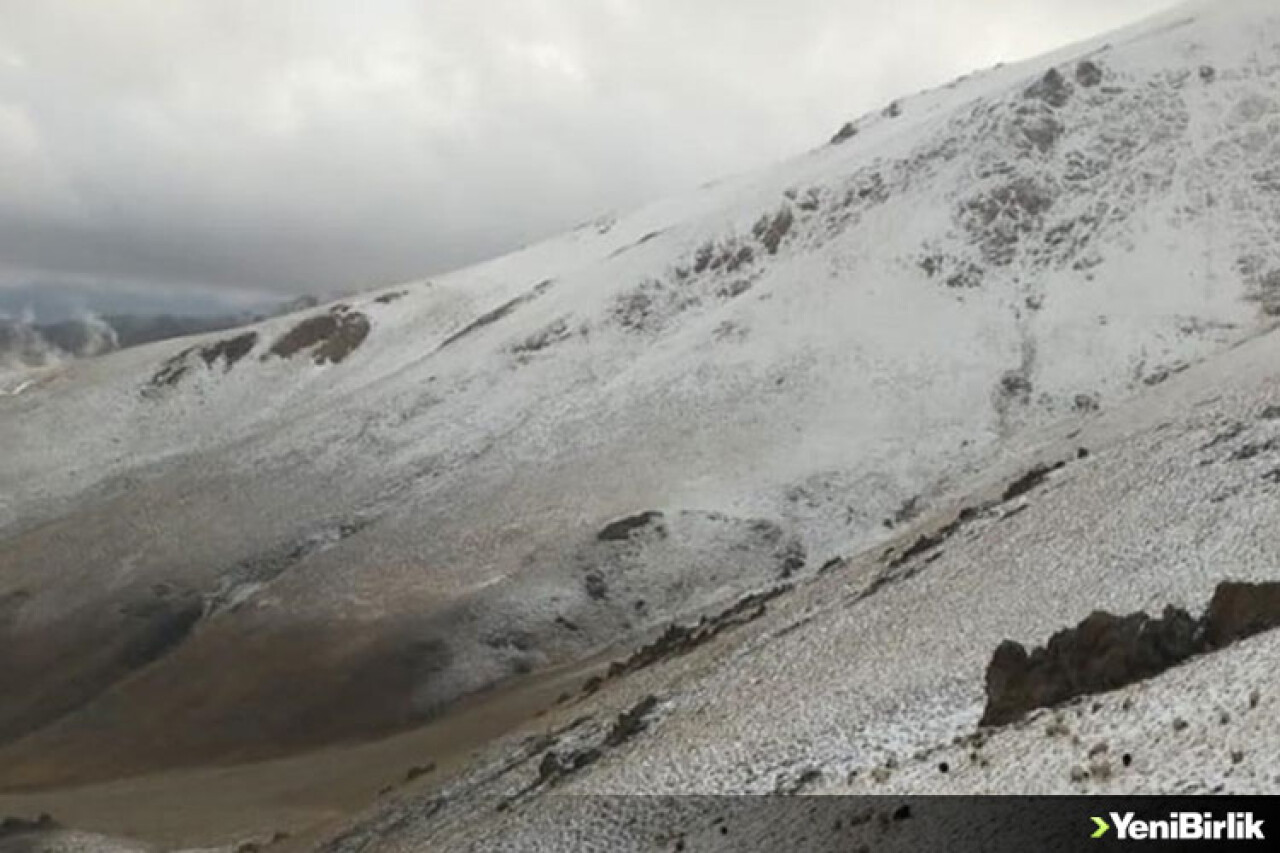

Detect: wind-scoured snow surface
[2,0,1280,793]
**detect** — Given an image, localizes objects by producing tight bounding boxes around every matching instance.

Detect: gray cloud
[0,0,1179,303]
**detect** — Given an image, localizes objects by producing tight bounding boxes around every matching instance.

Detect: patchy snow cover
[315,263,1280,853]
[3,0,1280,797]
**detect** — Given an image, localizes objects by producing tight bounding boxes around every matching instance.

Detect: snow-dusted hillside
[3,0,1280,790]
[305,223,1280,853]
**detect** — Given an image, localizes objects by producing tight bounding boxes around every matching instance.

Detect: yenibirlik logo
[1091,812,1265,841]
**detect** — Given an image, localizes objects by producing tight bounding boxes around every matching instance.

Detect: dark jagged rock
[981,606,1200,726]
[1231,437,1279,461]
[146,331,258,392]
[605,695,660,748]
[597,511,666,542]
[831,122,858,144]
[1001,461,1065,502]
[199,332,258,370]
[268,307,370,365]
[982,581,1280,726]
[1025,68,1072,108]
[585,586,790,693]
[1202,581,1280,649]
[753,206,795,255]
[887,519,961,569]
[537,751,563,784]
[1075,61,1103,88]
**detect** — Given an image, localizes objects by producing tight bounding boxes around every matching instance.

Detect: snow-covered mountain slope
[3,0,1280,785]
[307,276,1280,853]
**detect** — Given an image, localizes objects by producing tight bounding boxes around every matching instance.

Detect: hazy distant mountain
[0,295,323,374]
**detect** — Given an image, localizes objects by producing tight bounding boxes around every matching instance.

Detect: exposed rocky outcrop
[146,331,260,391]
[597,511,666,542]
[583,585,791,695]
[268,306,370,365]
[982,581,1280,726]
[1202,581,1280,649]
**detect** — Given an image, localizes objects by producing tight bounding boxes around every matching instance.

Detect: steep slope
[3,0,1280,786]
[308,279,1280,853]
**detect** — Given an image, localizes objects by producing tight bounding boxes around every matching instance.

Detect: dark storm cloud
[0,0,1179,302]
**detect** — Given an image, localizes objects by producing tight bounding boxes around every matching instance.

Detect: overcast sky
[0,0,1180,311]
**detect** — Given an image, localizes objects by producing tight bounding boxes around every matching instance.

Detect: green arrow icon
[1091,816,1111,839]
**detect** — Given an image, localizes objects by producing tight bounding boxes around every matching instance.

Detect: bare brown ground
[0,652,608,851]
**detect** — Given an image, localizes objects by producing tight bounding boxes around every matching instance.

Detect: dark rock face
[1001,461,1065,502]
[269,307,370,365]
[981,607,1199,726]
[587,585,790,693]
[831,122,858,144]
[1202,581,1280,649]
[597,511,666,542]
[146,331,260,391]
[199,332,258,370]
[1075,61,1103,88]
[753,206,795,255]
[604,694,660,748]
[981,581,1280,726]
[1025,68,1072,108]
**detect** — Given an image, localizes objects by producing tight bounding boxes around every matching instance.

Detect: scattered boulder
[1019,111,1064,153]
[583,571,609,601]
[537,751,564,784]
[1075,61,1104,88]
[1025,68,1072,108]
[753,206,795,255]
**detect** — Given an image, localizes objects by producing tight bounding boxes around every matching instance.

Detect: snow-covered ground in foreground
[3,0,1280,818]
